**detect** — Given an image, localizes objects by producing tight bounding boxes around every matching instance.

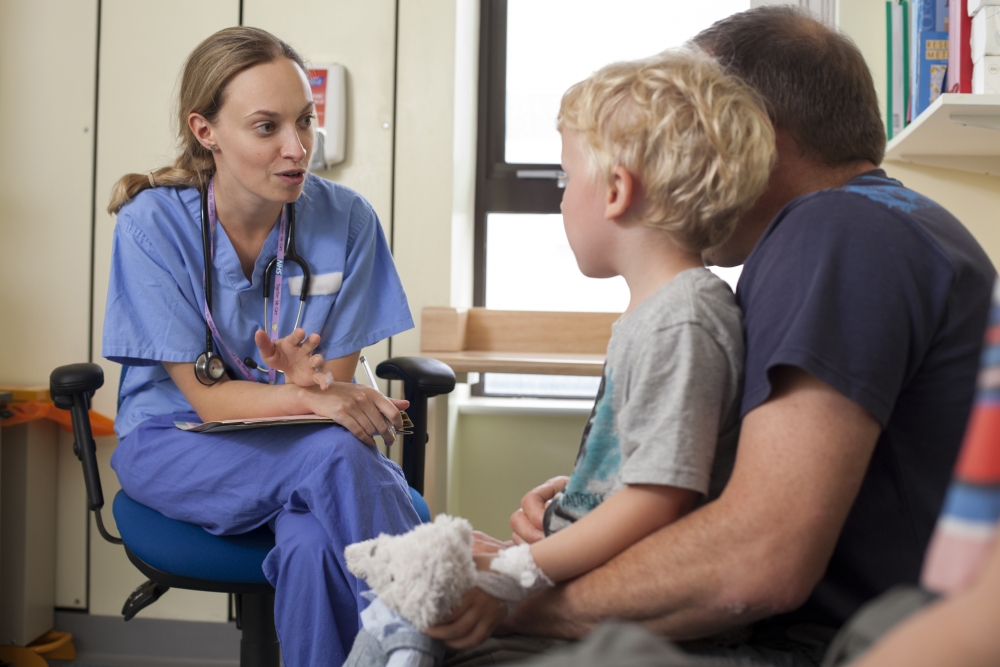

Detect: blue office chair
[49,357,455,667]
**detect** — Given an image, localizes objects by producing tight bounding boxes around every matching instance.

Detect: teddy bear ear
[344,538,377,579]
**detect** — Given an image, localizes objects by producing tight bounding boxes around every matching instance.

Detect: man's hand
[511,476,569,544]
[425,588,509,649]
[254,328,330,389]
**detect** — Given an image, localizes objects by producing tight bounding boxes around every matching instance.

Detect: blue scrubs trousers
[111,413,420,667]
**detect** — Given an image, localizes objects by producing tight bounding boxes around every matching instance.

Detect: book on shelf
[887,1,911,138]
[910,0,949,120]
[949,0,973,93]
[918,30,950,113]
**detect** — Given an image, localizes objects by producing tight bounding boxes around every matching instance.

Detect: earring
[208,145,217,151]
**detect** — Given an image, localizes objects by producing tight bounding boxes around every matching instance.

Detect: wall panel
[88,0,239,621]
[0,0,97,382]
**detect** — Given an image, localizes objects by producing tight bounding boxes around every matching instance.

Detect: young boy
[420,47,774,650]
[300,47,775,666]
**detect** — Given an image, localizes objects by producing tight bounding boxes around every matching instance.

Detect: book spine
[903,1,911,124]
[888,2,895,139]
[917,30,950,114]
[948,0,973,92]
[890,2,908,138]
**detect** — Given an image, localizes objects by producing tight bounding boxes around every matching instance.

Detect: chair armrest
[376,357,456,397]
[50,363,107,514]
[50,362,104,408]
[374,356,455,494]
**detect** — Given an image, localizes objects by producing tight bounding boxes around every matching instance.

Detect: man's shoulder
[751,170,986,278]
[779,171,942,232]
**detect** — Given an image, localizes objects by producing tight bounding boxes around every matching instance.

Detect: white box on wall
[972,6,1000,60]
[969,0,1000,17]
[973,55,1000,92]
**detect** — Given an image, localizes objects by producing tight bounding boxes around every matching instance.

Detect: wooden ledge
[420,307,615,376]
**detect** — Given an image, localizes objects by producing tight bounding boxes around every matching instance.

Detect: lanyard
[203,178,287,384]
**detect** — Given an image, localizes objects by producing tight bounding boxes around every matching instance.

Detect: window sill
[455,396,593,416]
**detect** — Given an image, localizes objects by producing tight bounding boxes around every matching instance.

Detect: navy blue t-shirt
[738,169,995,628]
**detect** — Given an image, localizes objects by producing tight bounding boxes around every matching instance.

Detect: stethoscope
[194,178,312,386]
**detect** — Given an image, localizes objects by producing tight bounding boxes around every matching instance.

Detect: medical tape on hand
[473,544,554,605]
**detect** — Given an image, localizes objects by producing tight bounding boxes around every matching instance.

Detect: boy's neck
[618,226,703,316]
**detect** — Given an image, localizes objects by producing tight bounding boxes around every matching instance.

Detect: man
[497,6,995,664]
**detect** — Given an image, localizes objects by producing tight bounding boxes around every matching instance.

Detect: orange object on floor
[28,630,76,662]
[1,401,114,437]
[0,645,48,667]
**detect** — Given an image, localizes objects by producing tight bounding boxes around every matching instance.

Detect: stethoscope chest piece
[194,350,227,386]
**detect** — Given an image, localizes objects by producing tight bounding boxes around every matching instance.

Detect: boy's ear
[605,165,635,221]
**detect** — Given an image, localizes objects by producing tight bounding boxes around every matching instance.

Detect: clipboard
[175,411,414,434]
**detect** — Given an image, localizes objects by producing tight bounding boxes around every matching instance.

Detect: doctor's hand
[510,475,569,544]
[254,328,331,389]
[303,382,408,447]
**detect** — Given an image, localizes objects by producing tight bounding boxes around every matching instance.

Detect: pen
[359,355,398,442]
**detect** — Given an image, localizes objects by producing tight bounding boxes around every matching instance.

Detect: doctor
[102,27,419,666]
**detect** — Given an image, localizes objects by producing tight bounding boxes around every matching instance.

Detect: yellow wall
[451,407,587,538]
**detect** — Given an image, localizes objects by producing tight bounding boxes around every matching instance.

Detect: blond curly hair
[558,47,776,252]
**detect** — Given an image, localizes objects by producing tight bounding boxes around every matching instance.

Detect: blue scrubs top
[103,174,414,438]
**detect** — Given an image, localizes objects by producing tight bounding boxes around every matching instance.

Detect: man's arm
[506,366,881,640]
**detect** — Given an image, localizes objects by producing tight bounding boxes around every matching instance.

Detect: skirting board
[54,610,245,667]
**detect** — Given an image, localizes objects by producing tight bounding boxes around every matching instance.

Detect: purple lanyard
[204,178,287,384]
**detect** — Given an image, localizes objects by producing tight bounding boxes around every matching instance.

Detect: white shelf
[885,93,1000,175]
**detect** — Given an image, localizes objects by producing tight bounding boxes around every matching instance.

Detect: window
[474,0,750,397]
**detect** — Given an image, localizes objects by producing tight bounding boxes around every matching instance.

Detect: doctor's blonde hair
[558,48,776,252]
[108,27,307,214]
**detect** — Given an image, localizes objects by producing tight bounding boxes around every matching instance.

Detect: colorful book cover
[917,30,950,116]
[910,0,949,121]
[949,0,973,92]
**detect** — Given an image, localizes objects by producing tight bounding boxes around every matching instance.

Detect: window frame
[473,0,565,308]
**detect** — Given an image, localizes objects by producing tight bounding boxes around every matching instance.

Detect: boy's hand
[424,588,509,649]
[253,328,331,389]
[510,476,569,544]
[471,531,513,555]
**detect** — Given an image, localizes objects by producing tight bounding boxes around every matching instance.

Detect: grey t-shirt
[544,268,744,534]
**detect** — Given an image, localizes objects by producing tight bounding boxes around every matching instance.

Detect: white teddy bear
[345,515,556,667]
[345,514,478,631]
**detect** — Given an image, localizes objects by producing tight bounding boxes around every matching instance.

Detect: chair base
[122,548,279,667]
[124,546,275,594]
[236,592,280,667]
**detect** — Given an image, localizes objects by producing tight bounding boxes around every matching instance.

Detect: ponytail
[107,167,210,215]
[107,148,213,215]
